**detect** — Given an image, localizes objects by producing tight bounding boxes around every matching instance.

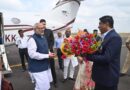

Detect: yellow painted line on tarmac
[10,63,28,68]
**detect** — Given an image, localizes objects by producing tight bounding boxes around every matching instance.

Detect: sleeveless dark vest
[28,33,49,72]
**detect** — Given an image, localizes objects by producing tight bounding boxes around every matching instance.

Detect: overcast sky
[0,0,130,33]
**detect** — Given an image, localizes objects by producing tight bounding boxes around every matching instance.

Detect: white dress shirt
[101,29,113,40]
[27,37,49,60]
[15,36,29,49]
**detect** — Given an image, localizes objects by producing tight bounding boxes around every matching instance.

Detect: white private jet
[0,0,84,74]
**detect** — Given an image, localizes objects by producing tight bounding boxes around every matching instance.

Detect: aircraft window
[11,18,21,24]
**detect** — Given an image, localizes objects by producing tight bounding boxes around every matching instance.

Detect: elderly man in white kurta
[27,23,55,90]
[62,29,78,82]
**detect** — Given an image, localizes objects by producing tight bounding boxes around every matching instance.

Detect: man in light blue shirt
[55,32,64,70]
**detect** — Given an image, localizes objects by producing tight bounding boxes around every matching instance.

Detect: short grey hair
[33,23,39,30]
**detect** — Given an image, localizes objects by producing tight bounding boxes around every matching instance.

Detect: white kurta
[27,37,52,90]
[32,69,52,90]
[63,55,78,79]
[64,55,78,67]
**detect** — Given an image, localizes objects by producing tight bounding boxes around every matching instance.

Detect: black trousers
[94,83,118,90]
[19,48,28,70]
[57,48,63,69]
[49,58,57,84]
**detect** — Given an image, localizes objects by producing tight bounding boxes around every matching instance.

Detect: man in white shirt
[15,29,29,71]
[27,23,55,90]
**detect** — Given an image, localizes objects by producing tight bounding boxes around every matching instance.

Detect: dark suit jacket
[87,29,122,87]
[44,29,54,52]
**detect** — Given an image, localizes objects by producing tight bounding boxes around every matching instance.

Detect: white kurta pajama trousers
[64,56,78,79]
[31,69,52,90]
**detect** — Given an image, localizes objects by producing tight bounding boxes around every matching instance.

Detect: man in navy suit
[40,19,57,88]
[78,15,122,90]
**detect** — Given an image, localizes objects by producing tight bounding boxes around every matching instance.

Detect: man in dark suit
[78,15,122,90]
[40,19,57,87]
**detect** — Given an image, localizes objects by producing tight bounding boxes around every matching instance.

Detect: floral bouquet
[71,31,101,56]
[72,31,101,90]
[61,37,74,59]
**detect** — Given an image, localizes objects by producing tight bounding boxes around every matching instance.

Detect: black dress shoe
[62,78,67,83]
[53,83,58,88]
[120,73,127,77]
[68,77,75,81]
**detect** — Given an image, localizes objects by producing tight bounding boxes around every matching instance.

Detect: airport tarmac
[3,35,130,90]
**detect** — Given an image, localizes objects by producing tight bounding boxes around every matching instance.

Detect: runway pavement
[3,35,130,90]
[5,45,78,90]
